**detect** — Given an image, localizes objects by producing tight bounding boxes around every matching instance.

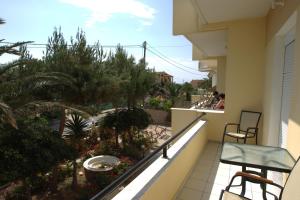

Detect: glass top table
[220,142,296,199]
[220,142,296,173]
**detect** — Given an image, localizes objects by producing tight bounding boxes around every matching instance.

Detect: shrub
[148,97,160,109]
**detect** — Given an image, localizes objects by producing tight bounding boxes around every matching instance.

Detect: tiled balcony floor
[176,142,283,200]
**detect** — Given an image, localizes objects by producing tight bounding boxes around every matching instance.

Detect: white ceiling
[195,0,272,23]
[187,30,227,57]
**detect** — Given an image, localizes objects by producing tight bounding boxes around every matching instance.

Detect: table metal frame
[220,142,296,200]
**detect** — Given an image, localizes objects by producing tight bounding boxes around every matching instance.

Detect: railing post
[163,146,168,158]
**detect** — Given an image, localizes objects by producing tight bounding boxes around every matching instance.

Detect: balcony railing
[90,112,207,200]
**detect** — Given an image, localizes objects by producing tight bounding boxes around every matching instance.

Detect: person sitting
[214,93,225,109]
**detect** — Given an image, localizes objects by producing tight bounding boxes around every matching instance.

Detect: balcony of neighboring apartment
[89,1,300,200]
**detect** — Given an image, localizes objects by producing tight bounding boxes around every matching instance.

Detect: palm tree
[0,18,31,128]
[65,113,88,189]
[181,82,194,101]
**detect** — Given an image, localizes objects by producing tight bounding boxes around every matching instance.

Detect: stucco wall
[141,122,208,200]
[171,108,201,134]
[287,7,300,158]
[266,0,300,42]
[217,56,226,93]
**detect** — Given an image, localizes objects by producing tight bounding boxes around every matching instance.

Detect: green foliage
[65,113,88,138]
[199,77,212,90]
[148,97,160,109]
[0,117,75,184]
[112,162,129,176]
[181,82,194,101]
[147,97,172,111]
[163,100,172,110]
[102,108,151,132]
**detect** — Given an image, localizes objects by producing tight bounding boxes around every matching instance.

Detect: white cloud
[59,0,156,27]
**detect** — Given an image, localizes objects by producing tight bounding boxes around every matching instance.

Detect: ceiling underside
[195,0,272,23]
[187,30,227,58]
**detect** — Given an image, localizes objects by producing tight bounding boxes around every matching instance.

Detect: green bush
[122,145,143,160]
[148,97,160,109]
[163,100,172,111]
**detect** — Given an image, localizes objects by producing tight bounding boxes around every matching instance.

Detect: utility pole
[143,41,147,66]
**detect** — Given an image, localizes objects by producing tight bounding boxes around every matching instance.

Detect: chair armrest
[246,127,258,133]
[224,123,240,134]
[226,171,283,191]
[235,172,273,184]
[225,123,240,126]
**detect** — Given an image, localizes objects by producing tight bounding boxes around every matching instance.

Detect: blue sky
[0,0,207,83]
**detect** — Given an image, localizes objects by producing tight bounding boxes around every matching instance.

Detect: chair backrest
[282,157,300,200]
[239,110,262,133]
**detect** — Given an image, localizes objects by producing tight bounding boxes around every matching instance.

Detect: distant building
[190,79,204,89]
[156,71,173,85]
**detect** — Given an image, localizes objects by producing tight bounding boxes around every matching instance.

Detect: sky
[0,0,207,83]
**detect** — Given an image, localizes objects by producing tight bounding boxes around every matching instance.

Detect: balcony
[91,109,285,200]
[175,141,282,200]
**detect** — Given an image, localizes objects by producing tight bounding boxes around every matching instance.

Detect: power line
[147,43,200,72]
[0,41,142,48]
[151,45,190,48]
[146,47,203,75]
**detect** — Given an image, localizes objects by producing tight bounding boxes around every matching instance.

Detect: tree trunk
[59,108,66,135]
[71,159,77,190]
[115,131,119,148]
[49,165,59,193]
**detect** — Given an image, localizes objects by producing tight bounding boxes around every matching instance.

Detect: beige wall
[267,0,300,42]
[141,123,208,200]
[171,108,202,134]
[287,7,300,159]
[174,18,266,144]
[173,0,200,35]
[217,56,226,93]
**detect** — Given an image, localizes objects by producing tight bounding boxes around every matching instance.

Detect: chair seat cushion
[226,132,255,138]
[222,191,250,200]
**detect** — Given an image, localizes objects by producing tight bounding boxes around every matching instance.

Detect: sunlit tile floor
[176,142,284,200]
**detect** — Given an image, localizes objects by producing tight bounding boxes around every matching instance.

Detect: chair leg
[256,135,258,145]
[222,134,226,145]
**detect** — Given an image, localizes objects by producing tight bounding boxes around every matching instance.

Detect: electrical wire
[146,47,202,75]
[147,43,200,72]
[0,41,142,48]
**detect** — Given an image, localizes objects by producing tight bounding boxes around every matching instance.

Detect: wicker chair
[222,110,262,145]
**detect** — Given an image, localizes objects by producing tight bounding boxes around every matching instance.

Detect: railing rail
[90,112,206,200]
[190,92,214,109]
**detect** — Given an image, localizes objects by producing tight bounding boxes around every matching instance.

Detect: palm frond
[0,101,17,128]
[65,113,88,137]
[14,101,91,118]
[0,41,33,56]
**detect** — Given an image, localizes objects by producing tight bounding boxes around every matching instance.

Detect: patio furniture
[220,142,296,200]
[222,110,262,145]
[219,157,300,200]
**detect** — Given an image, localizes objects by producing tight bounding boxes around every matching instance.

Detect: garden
[0,19,200,200]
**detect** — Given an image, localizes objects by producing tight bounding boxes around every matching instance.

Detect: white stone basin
[83,155,120,172]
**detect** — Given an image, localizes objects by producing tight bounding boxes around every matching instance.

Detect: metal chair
[222,110,262,145]
[219,157,300,200]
